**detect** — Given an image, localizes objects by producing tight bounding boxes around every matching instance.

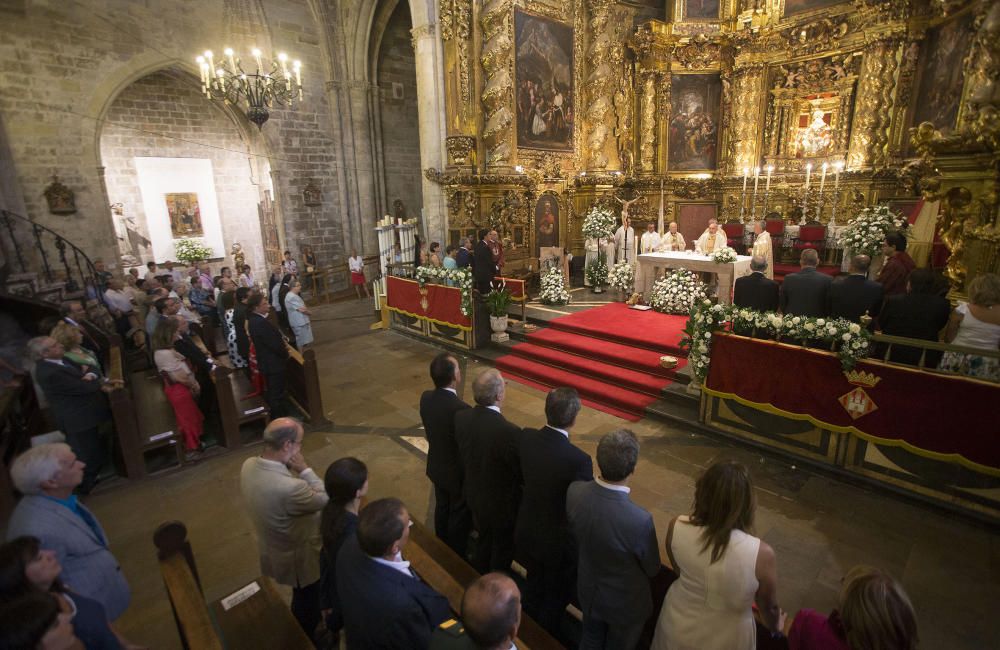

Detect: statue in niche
[796,106,834,158]
[111,203,150,267]
[44,176,76,215]
[302,179,322,207]
[231,242,246,271]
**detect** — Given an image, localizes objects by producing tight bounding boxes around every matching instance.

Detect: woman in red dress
[151,317,204,457]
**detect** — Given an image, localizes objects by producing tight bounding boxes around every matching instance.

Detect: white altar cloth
[637,251,752,305]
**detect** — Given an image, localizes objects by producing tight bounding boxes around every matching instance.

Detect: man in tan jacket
[240,417,329,641]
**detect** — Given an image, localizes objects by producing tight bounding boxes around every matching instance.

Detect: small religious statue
[111,202,149,266]
[231,242,246,271]
[44,176,76,214]
[302,179,322,207]
[615,194,642,223]
[796,107,833,157]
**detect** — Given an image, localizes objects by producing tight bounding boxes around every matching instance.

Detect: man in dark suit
[567,429,660,650]
[829,255,884,325]
[247,292,290,418]
[429,573,522,650]
[455,237,473,269]
[472,228,495,295]
[455,368,521,574]
[780,248,832,317]
[60,300,108,357]
[29,336,121,493]
[879,268,952,367]
[336,498,451,649]
[419,353,472,557]
[514,387,592,639]
[734,256,779,312]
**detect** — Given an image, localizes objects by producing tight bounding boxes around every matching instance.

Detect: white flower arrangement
[585,257,609,288]
[710,247,738,264]
[649,268,708,315]
[415,265,474,316]
[539,267,570,305]
[681,302,873,382]
[581,206,617,240]
[836,205,909,258]
[607,261,635,293]
[173,238,214,264]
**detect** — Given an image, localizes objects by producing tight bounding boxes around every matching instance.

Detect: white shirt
[640,231,661,254]
[145,269,158,280]
[547,425,569,439]
[487,405,501,414]
[103,289,133,314]
[371,552,415,578]
[614,226,636,264]
[595,476,631,494]
[349,256,364,273]
[443,387,457,395]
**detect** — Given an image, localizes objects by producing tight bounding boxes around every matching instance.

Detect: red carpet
[496,303,690,421]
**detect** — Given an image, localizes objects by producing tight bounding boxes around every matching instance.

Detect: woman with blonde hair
[151,317,204,458]
[788,565,918,650]
[49,322,101,372]
[939,272,1000,380]
[651,460,784,649]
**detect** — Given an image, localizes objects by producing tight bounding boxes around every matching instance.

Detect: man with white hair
[659,221,686,252]
[694,218,727,255]
[455,369,523,574]
[5,443,131,621]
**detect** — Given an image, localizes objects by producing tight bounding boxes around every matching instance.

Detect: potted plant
[585,257,609,293]
[484,280,513,333]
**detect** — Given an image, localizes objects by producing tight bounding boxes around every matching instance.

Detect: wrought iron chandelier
[196,48,302,128]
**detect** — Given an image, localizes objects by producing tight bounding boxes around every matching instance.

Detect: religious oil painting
[514,10,574,152]
[911,14,975,137]
[668,74,721,171]
[164,192,203,238]
[683,0,720,21]
[535,194,560,254]
[783,0,845,17]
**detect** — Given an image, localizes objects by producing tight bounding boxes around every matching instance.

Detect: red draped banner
[705,334,1000,474]
[386,275,472,330]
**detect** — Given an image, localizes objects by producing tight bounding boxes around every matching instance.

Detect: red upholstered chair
[793,223,827,256]
[722,222,745,252]
[765,219,785,248]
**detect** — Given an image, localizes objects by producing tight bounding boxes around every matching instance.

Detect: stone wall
[377,1,423,225]
[100,70,267,276]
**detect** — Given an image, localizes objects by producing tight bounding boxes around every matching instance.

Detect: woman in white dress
[284,278,314,350]
[652,461,784,650]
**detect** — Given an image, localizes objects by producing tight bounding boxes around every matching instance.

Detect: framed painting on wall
[164,192,203,238]
[668,74,721,171]
[783,0,845,17]
[514,9,574,152]
[681,0,720,21]
[910,14,976,139]
[535,194,560,255]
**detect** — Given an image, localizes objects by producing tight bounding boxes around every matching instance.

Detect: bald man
[429,573,522,650]
[659,221,686,252]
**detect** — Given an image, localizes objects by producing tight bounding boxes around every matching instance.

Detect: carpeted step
[525,327,687,380]
[545,302,689,355]
[496,354,657,420]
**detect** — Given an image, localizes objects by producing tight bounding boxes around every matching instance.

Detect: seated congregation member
[319,457,369,641]
[455,368,522,574]
[6,444,131,621]
[0,536,143,650]
[29,337,120,494]
[651,460,784,650]
[877,232,915,298]
[829,255,883,325]
[247,291,290,418]
[224,287,250,369]
[734,256,779,313]
[939,272,1000,381]
[0,591,83,650]
[50,322,101,372]
[336,498,451,650]
[878,269,951,367]
[240,418,329,641]
[567,429,660,650]
[515,387,592,639]
[151,319,204,458]
[420,353,472,557]
[788,565,918,650]
[284,278,313,350]
[429,573,522,650]
[780,248,832,317]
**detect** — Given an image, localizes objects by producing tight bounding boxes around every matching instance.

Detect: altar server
[640,222,661,255]
[751,221,774,279]
[660,221,686,252]
[695,219,727,255]
[614,215,637,265]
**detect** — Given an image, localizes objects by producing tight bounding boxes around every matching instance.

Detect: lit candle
[752,167,760,198]
[196,56,206,84]
[742,167,749,194]
[225,48,236,72]
[819,162,828,193]
[252,48,263,74]
[204,51,215,78]
[805,163,812,190]
[834,161,843,191]
[216,69,225,91]
[765,165,773,192]
[293,60,302,87]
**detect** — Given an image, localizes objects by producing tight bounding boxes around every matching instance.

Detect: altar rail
[701,333,1000,523]
[385,275,476,349]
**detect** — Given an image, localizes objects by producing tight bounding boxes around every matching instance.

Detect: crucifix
[615,194,642,222]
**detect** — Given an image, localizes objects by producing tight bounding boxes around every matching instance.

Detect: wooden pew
[153,521,223,650]
[214,367,270,449]
[105,336,149,480]
[285,347,329,425]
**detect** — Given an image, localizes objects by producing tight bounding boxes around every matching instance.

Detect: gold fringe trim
[385,305,472,331]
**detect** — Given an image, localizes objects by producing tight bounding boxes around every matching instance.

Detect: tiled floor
[82,298,998,649]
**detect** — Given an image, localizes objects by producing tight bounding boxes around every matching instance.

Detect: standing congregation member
[878,269,951,367]
[247,292,290,418]
[144,261,158,282]
[567,429,660,650]
[336,498,452,649]
[455,369,522,574]
[240,418,329,641]
[429,242,443,267]
[238,264,255,288]
[780,248,831,317]
[0,591,84,650]
[29,337,120,494]
[284,278,314,350]
[283,250,299,276]
[455,237,473,269]
[515,387,592,640]
[939,272,1000,381]
[473,229,496,295]
[734,256,779,313]
[50,322,101,371]
[876,232,915,297]
[420,353,472,557]
[829,255,883,325]
[6,444,131,621]
[151,319,204,458]
[430,573,522,650]
[60,300,105,356]
[651,461,784,650]
[443,245,458,270]
[225,287,251,370]
[348,249,370,300]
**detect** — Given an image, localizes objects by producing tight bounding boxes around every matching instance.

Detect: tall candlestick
[802,163,812,225]
[658,176,665,233]
[738,168,749,224]
[831,161,844,226]
[805,163,812,190]
[741,168,749,193]
[765,165,773,193]
[819,162,828,193]
[750,167,761,222]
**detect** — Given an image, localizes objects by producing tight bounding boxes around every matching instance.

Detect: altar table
[637,251,752,305]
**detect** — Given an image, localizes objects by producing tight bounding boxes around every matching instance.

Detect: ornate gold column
[585,0,614,170]
[480,0,513,170]
[631,22,670,175]
[727,60,766,175]
[847,32,903,169]
[439,0,474,135]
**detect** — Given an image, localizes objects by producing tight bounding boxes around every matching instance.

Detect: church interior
[1,0,999,648]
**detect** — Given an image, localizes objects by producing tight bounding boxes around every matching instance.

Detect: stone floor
[81,298,998,649]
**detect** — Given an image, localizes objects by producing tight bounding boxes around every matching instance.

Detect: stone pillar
[348,80,381,254]
[848,34,902,170]
[727,62,766,175]
[412,22,449,245]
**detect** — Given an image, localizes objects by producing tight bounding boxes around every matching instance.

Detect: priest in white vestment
[636,222,661,294]
[694,218,728,255]
[659,221,686,252]
[751,221,774,279]
[614,216,637,265]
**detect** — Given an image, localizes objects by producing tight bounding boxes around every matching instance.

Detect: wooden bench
[285,347,328,425]
[214,367,270,449]
[121,370,188,478]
